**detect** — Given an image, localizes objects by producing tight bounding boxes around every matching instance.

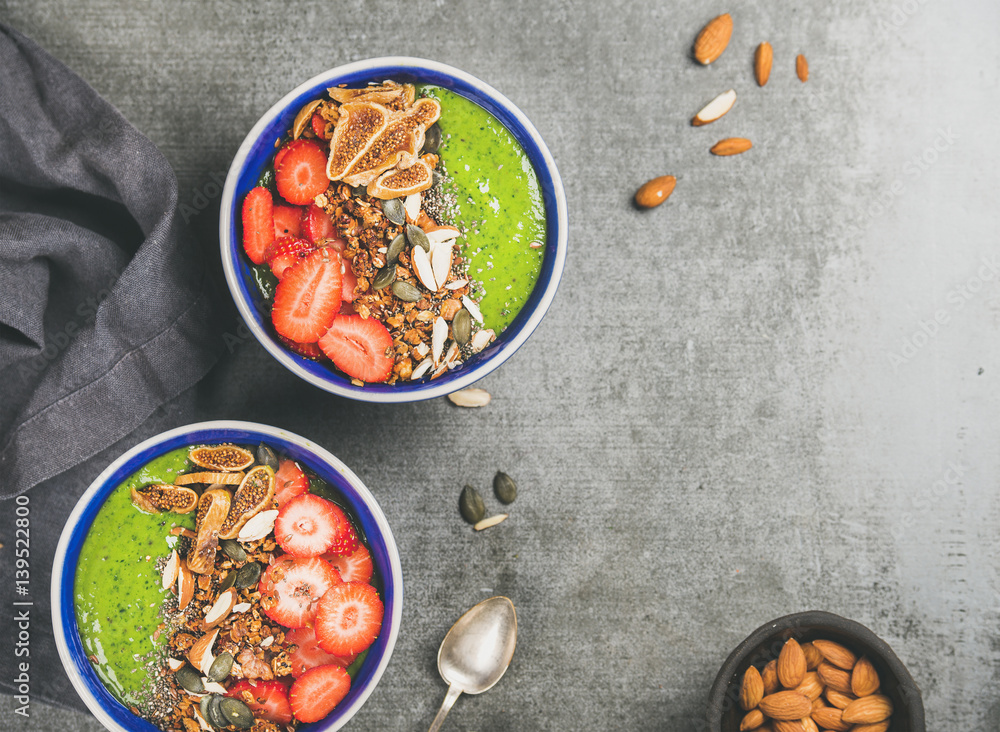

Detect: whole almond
[772,721,804,732]
[740,708,766,731]
[777,638,807,688]
[851,656,880,697]
[761,659,780,694]
[825,688,857,709]
[810,697,827,713]
[850,722,890,732]
[694,13,733,65]
[812,640,857,670]
[841,695,893,725]
[754,42,773,86]
[796,53,809,82]
[800,717,819,732]
[634,175,677,209]
[811,706,851,732]
[794,671,823,701]
[710,138,752,156]
[800,642,823,670]
[816,661,853,694]
[759,691,812,721]
[741,665,765,710]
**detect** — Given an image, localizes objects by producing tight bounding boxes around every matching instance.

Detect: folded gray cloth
[0,23,221,711]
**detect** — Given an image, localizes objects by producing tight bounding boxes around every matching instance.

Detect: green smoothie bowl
[220,57,567,403]
[52,421,402,732]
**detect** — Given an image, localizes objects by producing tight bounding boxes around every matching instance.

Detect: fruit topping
[241,186,274,265]
[277,335,324,360]
[130,483,198,514]
[226,680,293,726]
[264,237,315,279]
[218,465,276,540]
[174,471,245,486]
[274,493,350,557]
[275,139,329,205]
[289,664,351,724]
[317,314,393,383]
[328,81,415,107]
[323,543,373,584]
[367,153,436,198]
[189,444,255,472]
[314,581,384,657]
[301,204,336,243]
[274,459,310,507]
[286,625,357,678]
[258,554,341,629]
[188,488,232,574]
[271,248,344,343]
[272,203,304,239]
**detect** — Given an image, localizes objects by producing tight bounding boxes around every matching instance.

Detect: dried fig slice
[189,444,255,472]
[218,465,276,540]
[175,471,245,486]
[187,488,232,574]
[130,484,198,514]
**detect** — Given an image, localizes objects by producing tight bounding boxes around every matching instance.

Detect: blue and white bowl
[52,421,402,732]
[220,57,567,403]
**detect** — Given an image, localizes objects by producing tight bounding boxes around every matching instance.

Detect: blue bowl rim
[51,420,403,732]
[219,56,568,403]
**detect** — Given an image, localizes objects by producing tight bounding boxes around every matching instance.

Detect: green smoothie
[74,448,195,705]
[419,86,547,332]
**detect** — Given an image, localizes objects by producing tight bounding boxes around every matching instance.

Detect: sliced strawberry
[340,258,358,302]
[311,113,330,140]
[274,459,310,507]
[259,554,341,629]
[265,236,314,279]
[241,187,274,265]
[275,494,350,557]
[318,314,393,383]
[275,139,329,205]
[271,249,343,343]
[278,335,324,360]
[326,236,347,253]
[289,664,351,724]
[273,144,291,172]
[227,679,293,725]
[323,544,373,584]
[286,626,357,678]
[302,204,335,243]
[338,300,357,316]
[315,581,384,657]
[273,204,304,239]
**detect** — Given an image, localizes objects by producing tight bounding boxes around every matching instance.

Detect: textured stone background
[2,0,999,729]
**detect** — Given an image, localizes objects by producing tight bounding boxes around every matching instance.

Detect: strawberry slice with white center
[315,581,384,657]
[275,493,352,557]
[285,625,357,678]
[241,186,274,265]
[226,680,292,725]
[258,554,341,629]
[275,139,329,206]
[302,204,336,243]
[289,664,351,724]
[271,248,343,343]
[318,314,393,383]
[323,543,373,584]
[274,458,310,507]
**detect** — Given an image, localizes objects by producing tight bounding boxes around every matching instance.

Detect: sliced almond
[169,526,197,538]
[461,295,484,324]
[529,240,544,249]
[474,513,508,531]
[237,509,279,543]
[414,342,430,359]
[424,226,461,246]
[410,356,434,380]
[161,550,180,590]
[232,602,252,614]
[447,388,491,408]
[692,89,736,126]
[203,681,228,695]
[202,588,237,630]
[431,241,454,290]
[187,628,219,676]
[177,559,195,610]
[432,317,448,365]
[432,342,460,378]
[470,329,495,353]
[403,193,421,222]
[293,99,322,140]
[167,658,185,672]
[445,279,468,290]
[260,635,274,648]
[412,245,438,291]
[192,708,214,732]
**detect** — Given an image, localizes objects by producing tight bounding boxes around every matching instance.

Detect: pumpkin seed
[372,265,396,290]
[423,123,442,154]
[386,233,407,264]
[217,570,236,592]
[256,443,278,471]
[493,472,517,504]
[453,309,472,346]
[220,697,255,729]
[352,185,367,198]
[406,224,430,252]
[199,696,215,727]
[459,485,485,524]
[207,652,234,683]
[382,198,406,225]
[392,281,421,302]
[235,561,262,589]
[207,694,228,728]
[219,539,247,564]
[175,664,204,694]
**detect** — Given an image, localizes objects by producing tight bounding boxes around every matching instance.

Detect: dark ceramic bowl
[706,611,924,732]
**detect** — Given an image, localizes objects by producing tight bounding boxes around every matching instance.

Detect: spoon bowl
[428,596,517,731]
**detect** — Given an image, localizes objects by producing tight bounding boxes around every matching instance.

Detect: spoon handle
[427,683,463,732]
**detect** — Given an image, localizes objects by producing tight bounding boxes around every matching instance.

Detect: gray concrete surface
[2,0,999,729]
